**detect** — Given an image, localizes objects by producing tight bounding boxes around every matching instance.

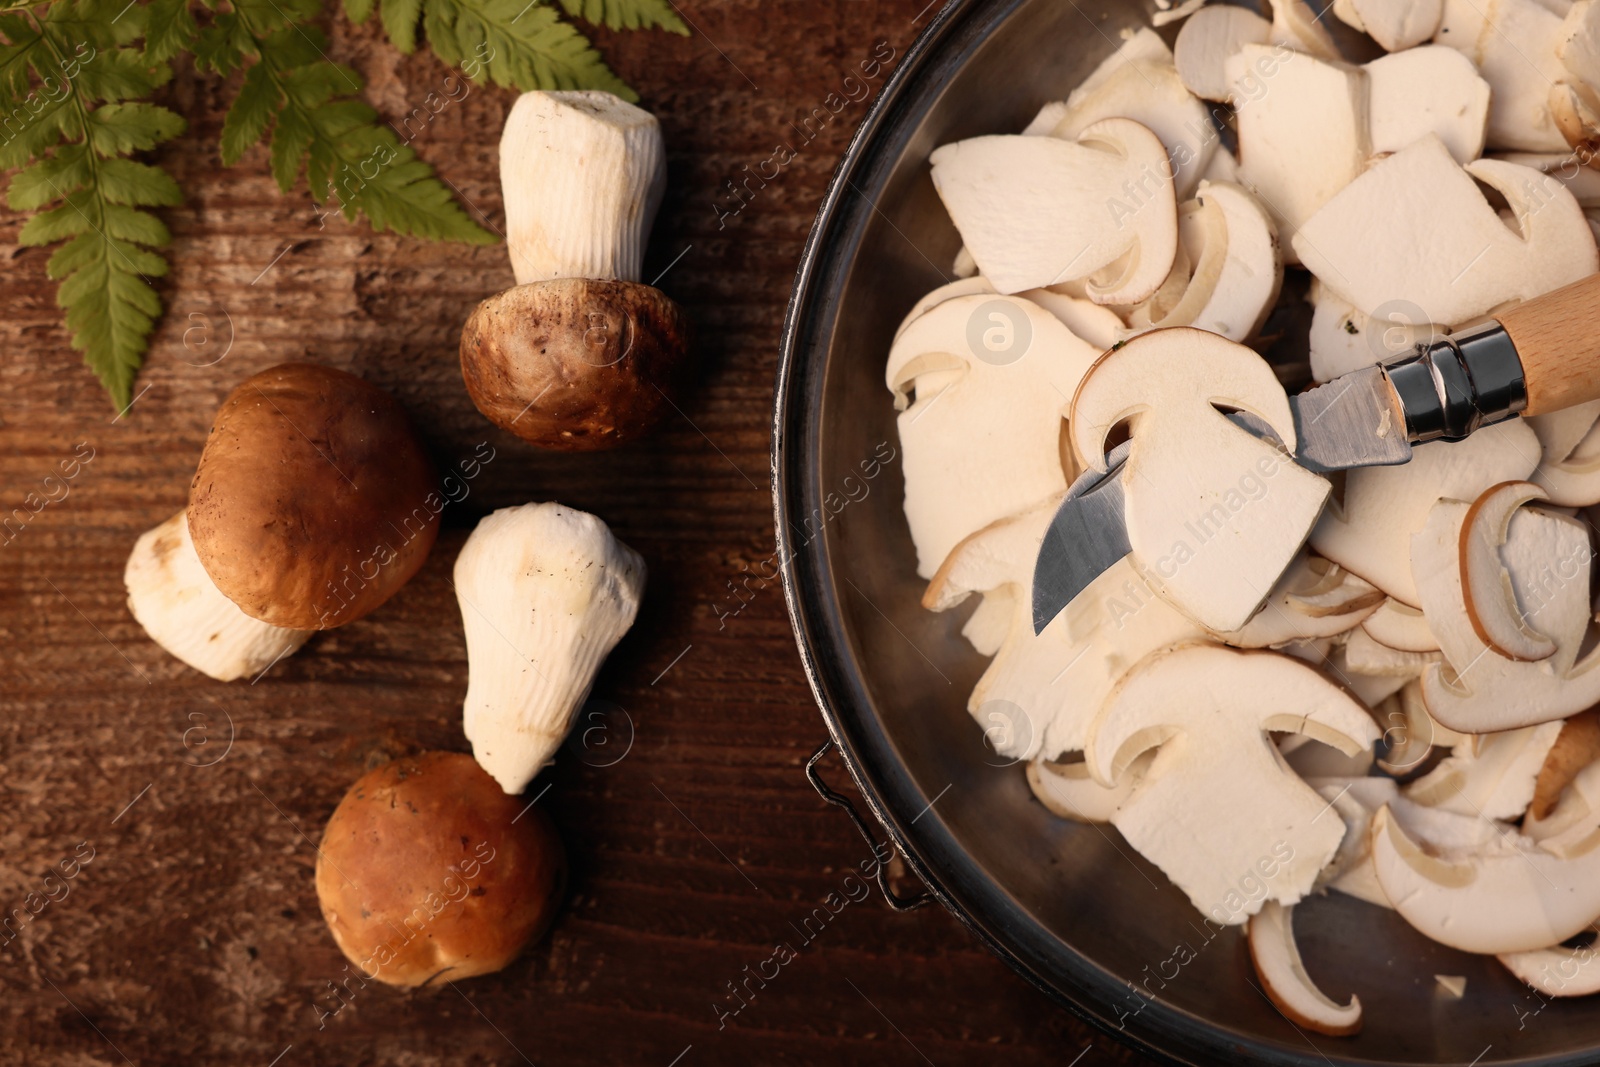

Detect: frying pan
[771,0,1600,1062]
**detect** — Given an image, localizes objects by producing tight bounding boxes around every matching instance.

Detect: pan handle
[805,740,932,912]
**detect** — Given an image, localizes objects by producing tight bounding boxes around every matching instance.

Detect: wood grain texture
[1499,273,1600,416]
[0,3,1158,1065]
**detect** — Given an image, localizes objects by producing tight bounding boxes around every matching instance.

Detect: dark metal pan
[771,0,1600,1061]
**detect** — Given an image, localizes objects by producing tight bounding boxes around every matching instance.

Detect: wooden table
[0,2,1155,1063]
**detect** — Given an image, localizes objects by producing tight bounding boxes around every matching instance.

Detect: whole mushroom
[460,91,692,450]
[124,362,440,679]
[316,751,566,987]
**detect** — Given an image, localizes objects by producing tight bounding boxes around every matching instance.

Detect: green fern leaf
[557,0,688,35]
[0,7,184,410]
[219,60,279,164]
[344,0,376,25]
[144,0,198,62]
[380,0,424,52]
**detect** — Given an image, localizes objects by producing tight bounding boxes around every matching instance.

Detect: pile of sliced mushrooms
[892,0,1600,1035]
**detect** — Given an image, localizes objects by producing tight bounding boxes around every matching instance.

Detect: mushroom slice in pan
[1248,902,1362,1036]
[1348,0,1444,50]
[1217,553,1382,649]
[1305,282,1449,383]
[1044,29,1219,199]
[924,499,1205,761]
[886,293,1100,578]
[1405,720,1565,821]
[1228,46,1368,265]
[1362,598,1441,654]
[1343,628,1440,678]
[1432,0,1570,152]
[1266,0,1343,58]
[1309,418,1540,607]
[1294,137,1597,327]
[1499,940,1600,998]
[1120,182,1283,343]
[1365,47,1490,163]
[929,117,1178,301]
[893,277,997,342]
[1528,399,1600,506]
[1027,752,1156,823]
[1175,5,1272,102]
[1087,645,1381,920]
[1412,490,1600,734]
[1459,482,1561,663]
[1370,801,1600,954]
[1527,712,1600,828]
[1070,328,1329,632]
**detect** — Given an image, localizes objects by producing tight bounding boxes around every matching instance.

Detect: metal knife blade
[1030,368,1412,634]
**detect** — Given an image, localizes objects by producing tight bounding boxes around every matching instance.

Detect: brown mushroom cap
[459,278,692,451]
[315,751,566,987]
[188,363,438,630]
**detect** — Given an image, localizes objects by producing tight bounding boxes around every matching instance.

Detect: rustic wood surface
[0,2,1158,1064]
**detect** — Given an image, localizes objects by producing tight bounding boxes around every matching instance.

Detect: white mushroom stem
[499,91,666,285]
[1247,902,1362,1036]
[125,511,313,682]
[456,503,645,794]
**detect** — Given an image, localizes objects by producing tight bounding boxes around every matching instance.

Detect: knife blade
[1031,361,1425,635]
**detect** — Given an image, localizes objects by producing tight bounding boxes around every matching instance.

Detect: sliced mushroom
[1217,553,1382,648]
[1350,0,1444,50]
[1021,287,1125,351]
[1460,482,1561,662]
[1343,627,1440,677]
[1498,941,1600,997]
[894,276,997,342]
[924,499,1204,759]
[125,510,314,682]
[1412,491,1600,734]
[1175,5,1273,102]
[1552,82,1600,163]
[1202,145,1241,184]
[1305,283,1450,382]
[1028,752,1155,823]
[1087,645,1381,920]
[1362,598,1441,654]
[1491,152,1600,207]
[1070,328,1330,632]
[1528,399,1600,505]
[887,294,1099,578]
[1529,710,1600,821]
[1369,801,1600,954]
[1280,732,1377,777]
[1228,45,1369,265]
[1266,0,1343,58]
[1433,0,1571,152]
[1376,679,1462,774]
[929,117,1178,301]
[1045,29,1219,198]
[1120,182,1284,343]
[1525,754,1600,840]
[1365,47,1490,163]
[1405,720,1565,820]
[1310,776,1400,906]
[1247,901,1362,1036]
[1309,417,1541,606]
[1294,136,1598,326]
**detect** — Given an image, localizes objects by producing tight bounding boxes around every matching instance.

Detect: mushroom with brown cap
[460,91,692,450]
[315,751,565,986]
[186,362,439,631]
[1248,902,1362,1036]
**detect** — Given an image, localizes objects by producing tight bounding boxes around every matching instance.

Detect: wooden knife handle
[1498,273,1600,416]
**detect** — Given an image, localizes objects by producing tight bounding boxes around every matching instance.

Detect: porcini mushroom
[1433,0,1571,151]
[1347,0,1444,50]
[1528,399,1600,505]
[1411,490,1600,733]
[187,362,439,631]
[1175,5,1272,102]
[1362,598,1441,654]
[1227,45,1368,264]
[1498,940,1600,997]
[460,91,692,450]
[1294,137,1598,326]
[887,294,1098,578]
[1070,328,1330,632]
[1215,552,1383,649]
[1087,645,1380,919]
[315,751,565,986]
[923,497,1204,759]
[125,511,313,681]
[456,503,645,794]
[1027,752,1155,823]
[1365,47,1490,163]
[1309,418,1541,606]
[1405,720,1564,820]
[928,117,1178,301]
[1248,901,1362,1036]
[1528,710,1600,822]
